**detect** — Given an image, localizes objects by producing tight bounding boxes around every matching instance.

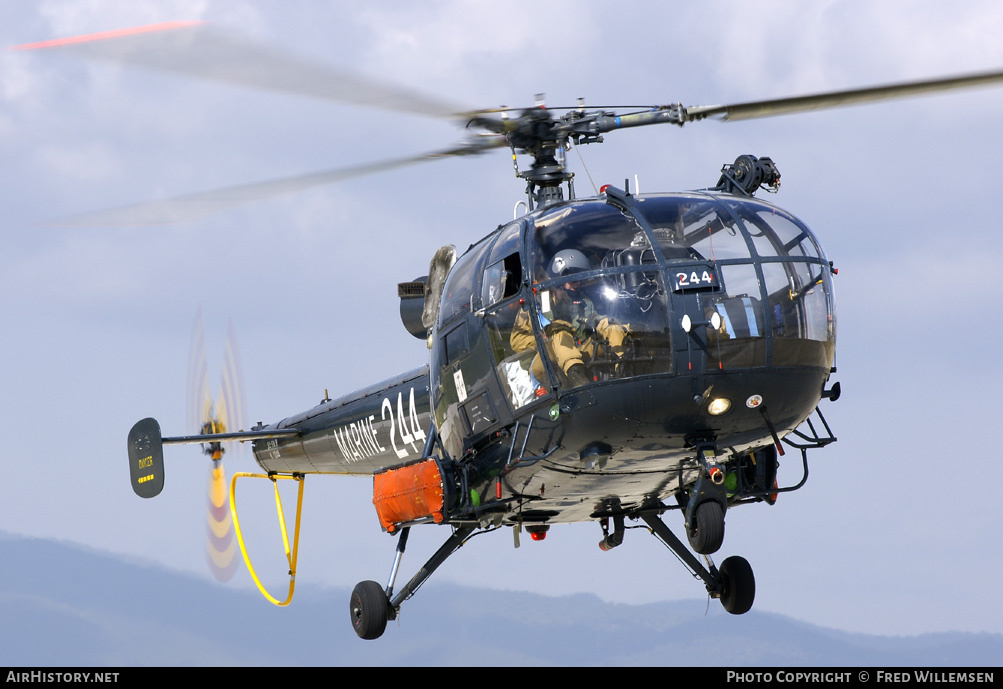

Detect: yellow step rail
[229,472,304,607]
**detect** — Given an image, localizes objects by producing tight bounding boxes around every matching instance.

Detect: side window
[443,324,468,365]
[485,301,544,409]
[481,253,522,309]
[438,235,495,326]
[762,261,835,369]
[438,257,479,325]
[728,202,821,259]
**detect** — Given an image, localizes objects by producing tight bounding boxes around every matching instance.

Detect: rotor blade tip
[10,20,205,52]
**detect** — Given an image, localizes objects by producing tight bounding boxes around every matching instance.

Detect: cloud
[38,0,211,35]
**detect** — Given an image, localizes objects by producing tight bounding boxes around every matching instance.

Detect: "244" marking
[676,270,715,288]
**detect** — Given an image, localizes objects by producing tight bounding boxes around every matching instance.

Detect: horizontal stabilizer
[128,417,299,498]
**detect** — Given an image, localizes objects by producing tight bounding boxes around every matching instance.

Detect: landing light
[681,312,722,333]
[707,398,732,416]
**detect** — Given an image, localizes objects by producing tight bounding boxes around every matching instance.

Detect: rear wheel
[350,580,390,640]
[687,500,725,554]
[719,555,755,615]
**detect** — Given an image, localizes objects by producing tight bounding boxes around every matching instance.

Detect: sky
[2,0,1002,641]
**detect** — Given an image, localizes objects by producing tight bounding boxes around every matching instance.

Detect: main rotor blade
[13,21,471,119]
[684,68,1003,122]
[44,137,506,227]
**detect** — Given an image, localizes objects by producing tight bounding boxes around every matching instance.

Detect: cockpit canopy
[431,191,836,454]
[530,193,826,274]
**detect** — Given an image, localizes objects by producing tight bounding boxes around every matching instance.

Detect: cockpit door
[480,218,548,410]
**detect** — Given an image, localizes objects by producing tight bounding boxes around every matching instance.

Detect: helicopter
[17,21,1003,641]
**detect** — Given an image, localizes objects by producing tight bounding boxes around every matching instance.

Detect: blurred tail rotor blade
[187,307,212,436]
[184,307,246,583]
[43,136,506,227]
[205,320,247,583]
[217,320,248,455]
[12,21,471,119]
[205,458,238,582]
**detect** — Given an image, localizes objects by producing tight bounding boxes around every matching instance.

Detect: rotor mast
[502,98,578,210]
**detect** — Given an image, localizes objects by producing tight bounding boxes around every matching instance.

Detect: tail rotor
[188,308,246,583]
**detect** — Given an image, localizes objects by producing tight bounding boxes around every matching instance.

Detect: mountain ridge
[1,532,998,666]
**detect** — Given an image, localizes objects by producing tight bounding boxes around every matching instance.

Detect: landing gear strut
[640,510,755,615]
[349,524,476,640]
[684,443,728,555]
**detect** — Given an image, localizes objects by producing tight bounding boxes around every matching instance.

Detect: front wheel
[719,555,755,615]
[350,580,391,640]
[687,500,725,554]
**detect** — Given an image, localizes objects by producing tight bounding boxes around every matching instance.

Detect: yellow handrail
[229,472,305,607]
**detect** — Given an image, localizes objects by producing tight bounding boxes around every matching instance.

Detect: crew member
[511,249,628,388]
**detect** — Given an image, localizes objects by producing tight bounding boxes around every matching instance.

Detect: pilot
[511,249,629,388]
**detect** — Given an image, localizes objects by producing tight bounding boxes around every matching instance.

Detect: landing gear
[350,524,476,640]
[719,555,756,614]
[639,509,755,615]
[687,500,724,554]
[684,442,728,555]
[350,580,391,640]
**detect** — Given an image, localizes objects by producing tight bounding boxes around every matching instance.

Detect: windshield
[530,203,651,281]
[637,194,836,370]
[636,195,752,260]
[531,272,674,389]
[509,195,835,396]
